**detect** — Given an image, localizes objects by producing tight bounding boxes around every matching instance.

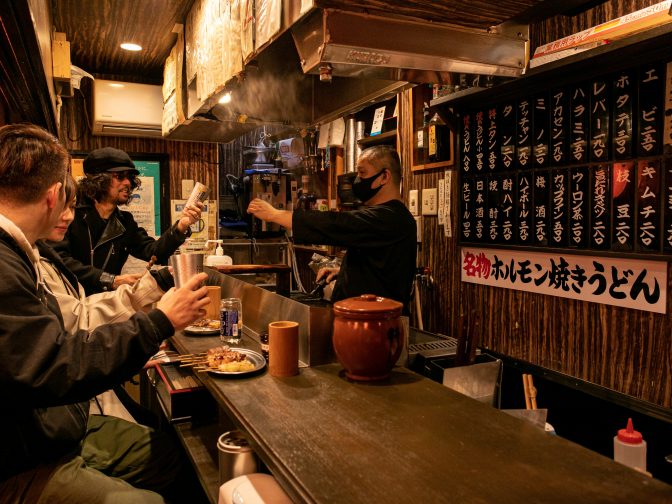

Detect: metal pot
[243,146,276,165]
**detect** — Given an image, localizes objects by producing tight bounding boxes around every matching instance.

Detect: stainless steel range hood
[292,9,529,84]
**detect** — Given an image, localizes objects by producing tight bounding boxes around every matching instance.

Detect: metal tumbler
[169,252,203,288]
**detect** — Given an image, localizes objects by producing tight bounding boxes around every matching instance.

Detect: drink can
[186,182,209,209]
[220,298,242,344]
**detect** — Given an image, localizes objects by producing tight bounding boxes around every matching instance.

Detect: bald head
[358,146,402,185]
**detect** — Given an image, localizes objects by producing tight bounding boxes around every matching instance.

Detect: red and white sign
[461,247,668,314]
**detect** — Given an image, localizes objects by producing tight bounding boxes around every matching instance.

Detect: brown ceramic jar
[332,294,404,381]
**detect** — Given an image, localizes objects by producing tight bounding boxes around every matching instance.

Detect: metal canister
[217,431,257,485]
[220,297,242,344]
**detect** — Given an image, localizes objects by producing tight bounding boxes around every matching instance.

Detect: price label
[370,106,386,136]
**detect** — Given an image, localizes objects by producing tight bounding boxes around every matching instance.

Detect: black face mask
[352,170,385,202]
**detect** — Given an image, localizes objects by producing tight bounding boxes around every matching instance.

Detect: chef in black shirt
[247,145,416,308]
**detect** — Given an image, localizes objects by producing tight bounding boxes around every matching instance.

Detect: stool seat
[218,473,293,504]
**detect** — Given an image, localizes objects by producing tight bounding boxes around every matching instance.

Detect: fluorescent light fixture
[108,83,125,88]
[120,43,142,51]
[219,92,232,104]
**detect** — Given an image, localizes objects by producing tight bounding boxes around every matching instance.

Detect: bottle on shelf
[416,102,430,162]
[427,112,450,163]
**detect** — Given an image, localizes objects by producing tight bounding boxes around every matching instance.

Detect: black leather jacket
[53,198,189,294]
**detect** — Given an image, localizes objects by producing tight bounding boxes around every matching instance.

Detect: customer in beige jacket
[36,174,175,422]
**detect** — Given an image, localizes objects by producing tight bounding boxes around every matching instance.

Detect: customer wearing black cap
[53,147,203,294]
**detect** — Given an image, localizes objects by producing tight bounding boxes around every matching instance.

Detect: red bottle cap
[617,418,643,444]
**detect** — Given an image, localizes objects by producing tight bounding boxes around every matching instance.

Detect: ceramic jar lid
[333,294,403,319]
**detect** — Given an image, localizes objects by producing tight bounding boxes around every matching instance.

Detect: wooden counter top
[171,332,672,504]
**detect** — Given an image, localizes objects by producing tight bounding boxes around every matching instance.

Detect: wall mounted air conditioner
[93,79,163,137]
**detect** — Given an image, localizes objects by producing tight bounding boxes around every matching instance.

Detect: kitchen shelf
[430,23,672,110]
[357,130,397,146]
[408,87,455,171]
[411,160,454,172]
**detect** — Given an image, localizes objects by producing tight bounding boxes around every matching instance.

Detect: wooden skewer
[522,374,532,410]
[527,374,538,410]
[180,361,208,367]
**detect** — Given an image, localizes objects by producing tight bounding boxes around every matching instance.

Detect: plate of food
[202,346,266,375]
[184,319,220,335]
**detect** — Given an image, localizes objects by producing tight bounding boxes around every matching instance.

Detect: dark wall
[399,0,672,409]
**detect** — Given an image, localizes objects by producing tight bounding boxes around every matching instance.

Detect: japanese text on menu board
[459,60,672,257]
[461,247,667,313]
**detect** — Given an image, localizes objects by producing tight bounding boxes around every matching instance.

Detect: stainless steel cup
[169,253,203,288]
[217,431,258,485]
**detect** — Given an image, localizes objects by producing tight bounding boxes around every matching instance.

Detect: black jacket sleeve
[0,242,174,406]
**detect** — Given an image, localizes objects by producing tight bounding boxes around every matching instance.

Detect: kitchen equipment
[332,294,404,381]
[217,431,258,486]
[243,146,277,165]
[169,252,203,288]
[243,169,290,237]
[337,173,360,208]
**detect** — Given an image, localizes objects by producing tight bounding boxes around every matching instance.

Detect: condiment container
[614,418,647,472]
[332,294,404,381]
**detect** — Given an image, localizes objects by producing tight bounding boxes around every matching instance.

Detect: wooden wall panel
[400,1,672,409]
[530,0,662,53]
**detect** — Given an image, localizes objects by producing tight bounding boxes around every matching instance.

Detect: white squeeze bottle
[205,240,233,267]
[613,418,647,472]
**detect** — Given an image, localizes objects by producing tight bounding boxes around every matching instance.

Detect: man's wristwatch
[100,272,116,291]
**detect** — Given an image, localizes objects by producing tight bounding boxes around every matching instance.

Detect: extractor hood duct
[292,9,529,84]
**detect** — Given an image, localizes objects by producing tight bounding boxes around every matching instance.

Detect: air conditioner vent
[93,80,163,138]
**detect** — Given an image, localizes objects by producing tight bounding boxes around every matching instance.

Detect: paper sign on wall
[438,179,445,226]
[370,106,386,136]
[444,170,452,237]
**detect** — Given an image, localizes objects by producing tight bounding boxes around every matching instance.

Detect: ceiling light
[120,43,142,51]
[219,92,232,104]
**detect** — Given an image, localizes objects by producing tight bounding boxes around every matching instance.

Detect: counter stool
[218,473,292,504]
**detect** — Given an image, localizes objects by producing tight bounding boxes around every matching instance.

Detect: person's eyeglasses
[110,171,134,181]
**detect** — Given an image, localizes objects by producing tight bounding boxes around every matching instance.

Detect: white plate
[184,321,220,335]
[205,348,266,376]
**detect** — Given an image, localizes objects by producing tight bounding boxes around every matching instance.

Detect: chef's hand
[316,267,339,284]
[156,272,209,330]
[247,198,277,221]
[112,273,143,289]
[177,201,204,233]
